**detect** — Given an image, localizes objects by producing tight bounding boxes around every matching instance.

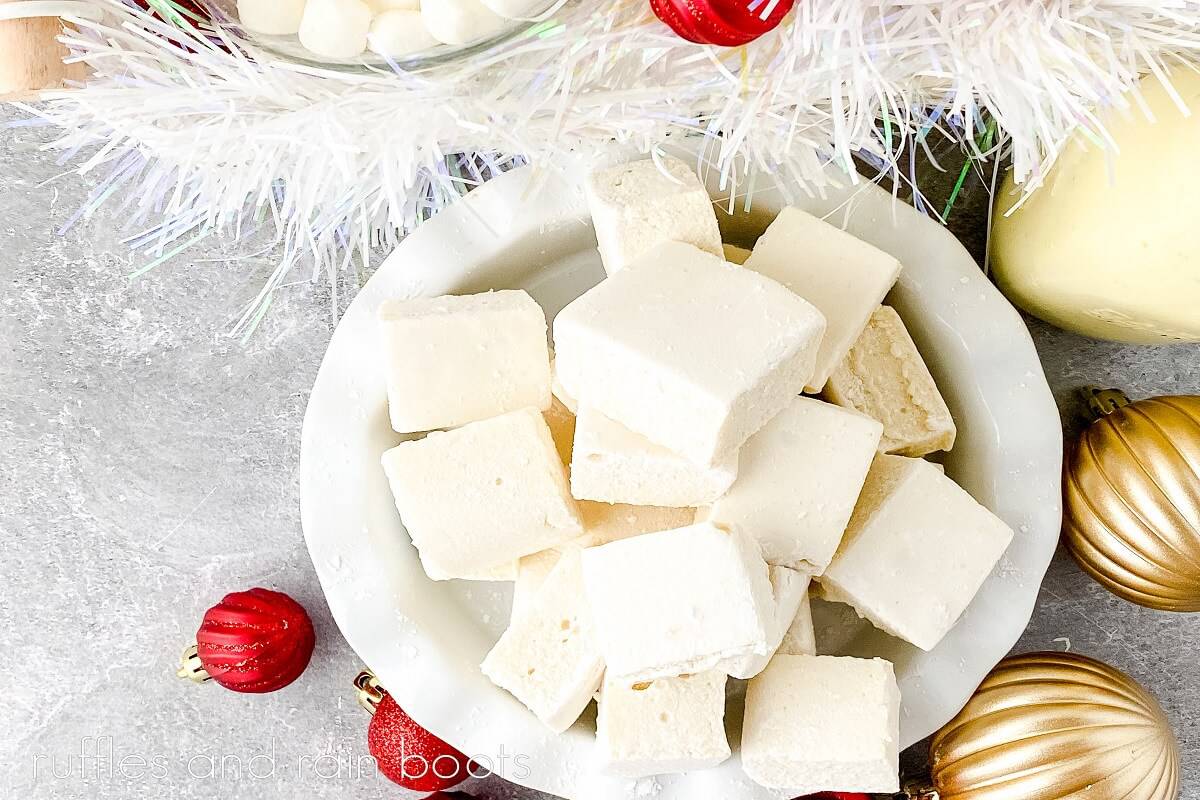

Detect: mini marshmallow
[368,10,439,58]
[819,455,1014,651]
[825,305,957,457]
[701,396,882,573]
[742,655,900,793]
[482,550,604,732]
[585,157,723,276]
[581,522,774,682]
[597,671,731,778]
[381,407,582,580]
[237,0,306,35]
[478,0,545,17]
[554,241,826,466]
[298,0,372,58]
[378,290,550,433]
[570,406,737,507]
[745,207,902,392]
[726,566,812,679]
[421,0,507,45]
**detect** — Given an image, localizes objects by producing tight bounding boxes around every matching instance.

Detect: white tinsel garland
[11,0,1200,331]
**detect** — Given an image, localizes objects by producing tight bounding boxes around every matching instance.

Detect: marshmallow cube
[597,671,731,778]
[237,0,306,34]
[368,10,439,57]
[554,241,827,467]
[742,655,900,793]
[819,455,1014,650]
[726,566,812,679]
[481,550,604,732]
[421,0,506,45]
[581,522,774,682]
[825,305,957,457]
[570,406,737,507]
[478,0,546,17]
[745,207,902,392]
[298,0,372,58]
[511,503,693,621]
[778,591,816,656]
[585,157,723,276]
[702,396,882,573]
[379,290,550,433]
[381,408,582,580]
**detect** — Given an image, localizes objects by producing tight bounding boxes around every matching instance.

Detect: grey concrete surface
[1,106,1196,799]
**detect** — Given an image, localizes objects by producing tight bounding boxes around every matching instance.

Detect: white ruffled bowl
[299,153,1062,799]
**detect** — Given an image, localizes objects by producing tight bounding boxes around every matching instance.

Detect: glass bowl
[210,0,555,72]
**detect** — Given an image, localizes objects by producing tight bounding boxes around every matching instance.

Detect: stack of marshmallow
[237,0,540,60]
[378,157,1014,795]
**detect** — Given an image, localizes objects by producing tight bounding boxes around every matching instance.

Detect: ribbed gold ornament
[929,652,1179,800]
[1063,391,1200,611]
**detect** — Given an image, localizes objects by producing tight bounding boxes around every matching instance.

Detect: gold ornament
[1063,390,1200,611]
[927,652,1179,800]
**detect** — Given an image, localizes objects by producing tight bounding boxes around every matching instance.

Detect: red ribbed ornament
[189,588,315,693]
[650,0,795,46]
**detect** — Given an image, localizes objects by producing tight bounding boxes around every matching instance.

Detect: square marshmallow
[778,591,816,656]
[381,407,583,580]
[571,406,737,507]
[726,566,812,679]
[511,503,695,620]
[586,157,723,276]
[825,305,957,456]
[481,550,604,732]
[597,670,731,778]
[378,290,550,433]
[819,455,1014,650]
[554,241,826,466]
[745,207,902,392]
[702,396,882,573]
[581,522,774,681]
[742,655,900,793]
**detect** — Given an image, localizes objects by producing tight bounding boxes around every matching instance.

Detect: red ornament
[650,0,795,46]
[179,588,316,693]
[368,692,470,792]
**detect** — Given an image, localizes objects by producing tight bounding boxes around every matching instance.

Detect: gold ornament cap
[176,644,211,684]
[353,669,384,715]
[930,652,1178,800]
[1064,391,1200,610]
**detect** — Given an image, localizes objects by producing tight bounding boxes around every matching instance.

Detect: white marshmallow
[570,406,736,507]
[481,550,604,732]
[585,157,723,276]
[581,522,774,682]
[825,305,957,457]
[742,655,900,793]
[745,207,902,392]
[368,10,439,57]
[726,566,811,679]
[478,0,545,17]
[457,560,518,582]
[368,0,419,11]
[778,591,815,656]
[298,0,372,58]
[597,671,731,778]
[554,241,827,467]
[819,455,1014,651]
[701,396,882,573]
[381,408,582,580]
[379,290,550,433]
[420,0,507,45]
[511,502,694,620]
[237,0,306,35]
